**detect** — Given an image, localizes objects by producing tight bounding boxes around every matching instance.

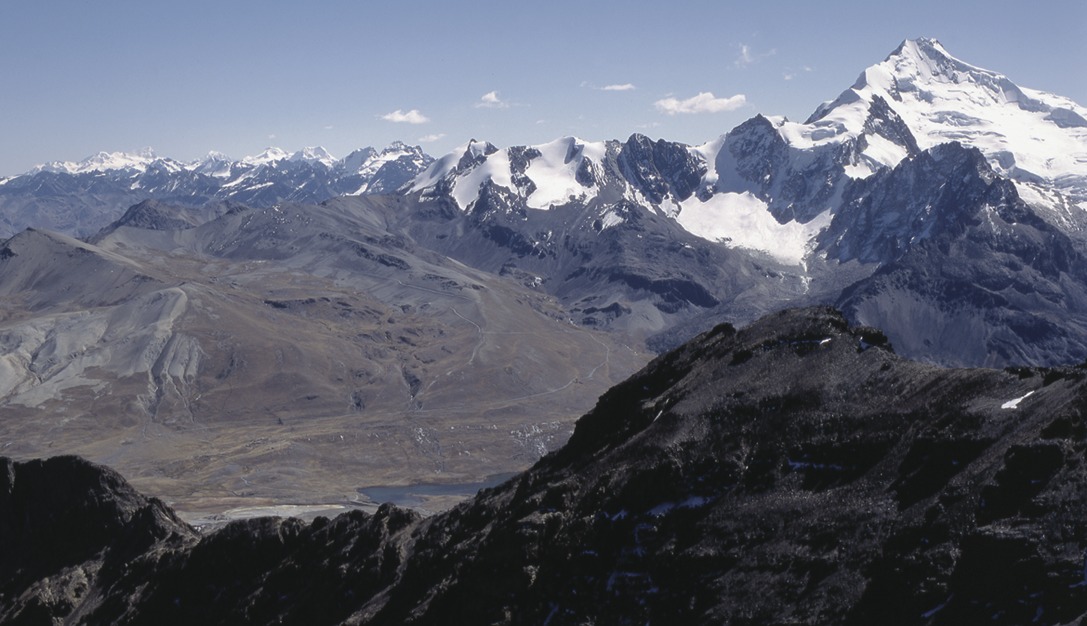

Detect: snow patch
[1001,390,1035,410]
[861,133,911,170]
[523,137,604,210]
[647,496,710,517]
[692,136,726,188]
[675,191,831,265]
[599,209,625,229]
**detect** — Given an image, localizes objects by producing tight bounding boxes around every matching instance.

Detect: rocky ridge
[4,307,1087,625]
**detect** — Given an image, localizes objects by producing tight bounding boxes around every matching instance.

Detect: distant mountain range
[0,143,432,238]
[2,38,1087,509]
[3,39,1083,242]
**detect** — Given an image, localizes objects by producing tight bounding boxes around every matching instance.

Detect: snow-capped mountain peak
[188,151,234,178]
[339,143,428,176]
[811,37,1087,209]
[240,147,291,167]
[517,136,606,210]
[288,146,337,168]
[197,150,232,162]
[854,37,1050,116]
[409,139,494,198]
[340,147,379,173]
[336,143,432,195]
[409,137,608,211]
[30,148,161,175]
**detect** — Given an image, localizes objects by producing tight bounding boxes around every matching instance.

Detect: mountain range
[1,38,1087,512]
[0,143,432,239]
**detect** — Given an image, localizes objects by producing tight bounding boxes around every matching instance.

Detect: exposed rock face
[0,456,196,624]
[4,308,1087,624]
[617,134,705,205]
[831,143,1087,366]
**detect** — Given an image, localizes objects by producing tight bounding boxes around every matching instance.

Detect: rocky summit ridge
[3,307,1087,625]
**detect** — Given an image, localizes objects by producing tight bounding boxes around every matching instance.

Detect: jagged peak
[464,139,498,159]
[338,143,430,181]
[338,147,379,173]
[863,37,1011,97]
[383,140,415,153]
[885,37,961,73]
[729,113,780,135]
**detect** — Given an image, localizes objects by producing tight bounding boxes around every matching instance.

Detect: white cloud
[476,91,509,109]
[323,125,335,130]
[654,92,746,115]
[418,133,446,143]
[735,43,776,68]
[582,82,636,92]
[381,109,429,124]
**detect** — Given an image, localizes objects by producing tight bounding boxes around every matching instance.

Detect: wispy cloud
[475,91,509,109]
[417,133,446,143]
[783,65,814,81]
[735,43,776,68]
[736,44,755,67]
[654,92,746,115]
[381,109,429,124]
[581,81,637,92]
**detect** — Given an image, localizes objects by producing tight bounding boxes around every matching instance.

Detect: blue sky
[1,0,1084,175]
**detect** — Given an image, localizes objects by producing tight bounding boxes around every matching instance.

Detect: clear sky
[1,0,1084,176]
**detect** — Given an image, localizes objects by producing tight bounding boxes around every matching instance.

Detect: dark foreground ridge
[4,307,1087,625]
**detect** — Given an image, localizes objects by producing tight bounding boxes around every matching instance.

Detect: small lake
[357,472,518,508]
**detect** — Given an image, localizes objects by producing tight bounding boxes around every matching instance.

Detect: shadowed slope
[4,308,1087,624]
